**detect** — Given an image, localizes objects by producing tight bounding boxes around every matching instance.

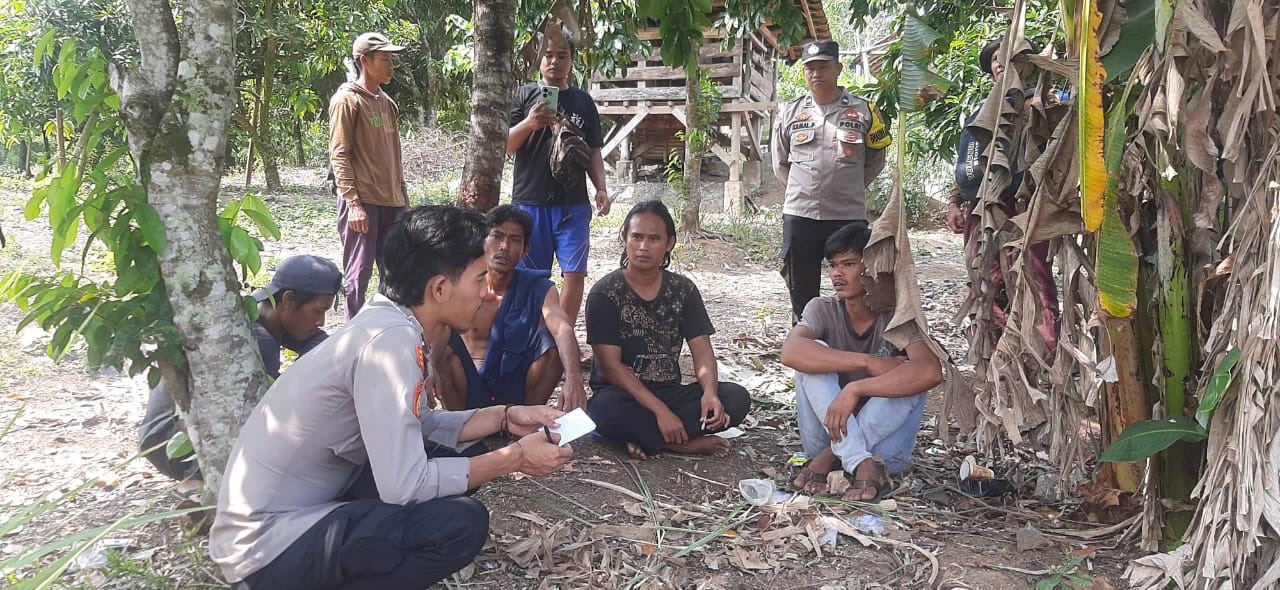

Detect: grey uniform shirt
[798,296,923,387]
[772,89,888,221]
[210,294,477,583]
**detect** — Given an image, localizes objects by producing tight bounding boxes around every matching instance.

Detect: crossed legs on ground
[794,370,926,499]
[588,382,752,460]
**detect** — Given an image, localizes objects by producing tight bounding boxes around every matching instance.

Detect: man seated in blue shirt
[431,205,587,412]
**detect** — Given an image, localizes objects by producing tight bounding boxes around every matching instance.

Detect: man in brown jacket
[330,32,409,319]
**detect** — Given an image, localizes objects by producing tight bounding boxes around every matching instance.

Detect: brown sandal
[843,461,892,502]
[792,466,830,493]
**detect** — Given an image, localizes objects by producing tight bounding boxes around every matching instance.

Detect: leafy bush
[866,152,947,229]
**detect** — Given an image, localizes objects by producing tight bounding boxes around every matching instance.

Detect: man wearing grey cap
[772,40,892,323]
[138,255,342,505]
[330,32,409,319]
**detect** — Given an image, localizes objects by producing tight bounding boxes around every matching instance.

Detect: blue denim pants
[795,370,926,475]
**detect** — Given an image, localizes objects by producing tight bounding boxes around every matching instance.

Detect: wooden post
[723,112,744,215]
[617,135,633,183]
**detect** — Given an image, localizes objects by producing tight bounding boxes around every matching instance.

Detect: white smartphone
[539,85,560,112]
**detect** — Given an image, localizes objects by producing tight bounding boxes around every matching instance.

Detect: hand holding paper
[546,407,596,447]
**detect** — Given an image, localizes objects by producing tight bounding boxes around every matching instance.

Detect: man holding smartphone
[507,31,609,335]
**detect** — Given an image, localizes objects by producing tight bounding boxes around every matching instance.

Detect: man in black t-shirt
[585,201,750,460]
[507,33,610,331]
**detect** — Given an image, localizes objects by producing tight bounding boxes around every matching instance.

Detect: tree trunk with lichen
[112,0,269,501]
[680,68,703,232]
[458,0,515,211]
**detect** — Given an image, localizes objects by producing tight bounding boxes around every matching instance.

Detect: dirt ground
[0,169,1136,589]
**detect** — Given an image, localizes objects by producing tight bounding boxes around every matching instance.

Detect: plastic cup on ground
[738,478,777,506]
[959,455,995,480]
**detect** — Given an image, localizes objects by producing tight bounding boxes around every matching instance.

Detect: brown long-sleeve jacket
[328,82,408,208]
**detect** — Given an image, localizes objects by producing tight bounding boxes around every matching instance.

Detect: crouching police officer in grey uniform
[772,40,891,322]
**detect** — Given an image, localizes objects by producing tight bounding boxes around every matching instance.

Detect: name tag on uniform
[789,120,816,133]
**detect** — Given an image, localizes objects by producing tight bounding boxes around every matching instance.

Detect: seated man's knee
[531,348,564,379]
[719,382,752,421]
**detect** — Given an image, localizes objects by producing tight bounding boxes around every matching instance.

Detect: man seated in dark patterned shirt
[585,200,751,460]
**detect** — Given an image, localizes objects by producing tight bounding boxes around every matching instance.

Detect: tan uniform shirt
[210,295,476,583]
[328,82,409,208]
[772,89,889,221]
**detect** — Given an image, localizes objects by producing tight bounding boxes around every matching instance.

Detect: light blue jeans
[795,370,926,475]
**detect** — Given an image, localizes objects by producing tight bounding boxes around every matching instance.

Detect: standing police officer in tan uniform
[772,40,891,322]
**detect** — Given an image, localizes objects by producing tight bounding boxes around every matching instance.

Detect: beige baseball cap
[352,32,405,59]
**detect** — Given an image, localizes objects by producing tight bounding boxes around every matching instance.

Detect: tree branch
[110,0,180,160]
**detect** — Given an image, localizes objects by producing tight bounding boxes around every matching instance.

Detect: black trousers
[588,381,752,456]
[233,444,489,590]
[781,215,868,322]
[138,381,201,482]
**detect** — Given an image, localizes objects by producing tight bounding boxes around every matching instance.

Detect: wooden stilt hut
[589,0,831,214]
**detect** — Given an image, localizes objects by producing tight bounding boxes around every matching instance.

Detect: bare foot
[666,436,731,458]
[625,442,649,460]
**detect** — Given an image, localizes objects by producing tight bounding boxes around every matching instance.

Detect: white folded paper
[547,407,596,447]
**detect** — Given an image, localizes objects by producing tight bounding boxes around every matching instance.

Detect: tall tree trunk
[398,63,429,129]
[458,0,515,211]
[244,78,259,189]
[258,0,282,191]
[113,0,269,502]
[55,108,67,171]
[680,68,702,232]
[292,118,306,166]
[18,139,31,178]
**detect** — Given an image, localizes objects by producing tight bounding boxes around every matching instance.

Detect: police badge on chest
[837,107,867,157]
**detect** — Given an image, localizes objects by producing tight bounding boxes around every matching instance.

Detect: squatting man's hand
[656,407,688,445]
[825,386,861,442]
[700,394,730,431]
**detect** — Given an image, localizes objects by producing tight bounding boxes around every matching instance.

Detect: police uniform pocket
[789,129,816,162]
[837,132,864,162]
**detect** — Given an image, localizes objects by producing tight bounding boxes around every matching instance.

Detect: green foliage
[664,68,723,204]
[856,0,1061,164]
[1099,416,1209,463]
[1035,552,1095,590]
[1196,347,1241,428]
[636,0,713,73]
[0,29,277,387]
[704,209,782,265]
[165,431,194,462]
[1100,0,1156,78]
[410,181,460,207]
[866,153,946,227]
[897,16,949,113]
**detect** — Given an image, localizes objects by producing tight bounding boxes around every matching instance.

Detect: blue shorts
[448,328,557,408]
[514,203,592,275]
